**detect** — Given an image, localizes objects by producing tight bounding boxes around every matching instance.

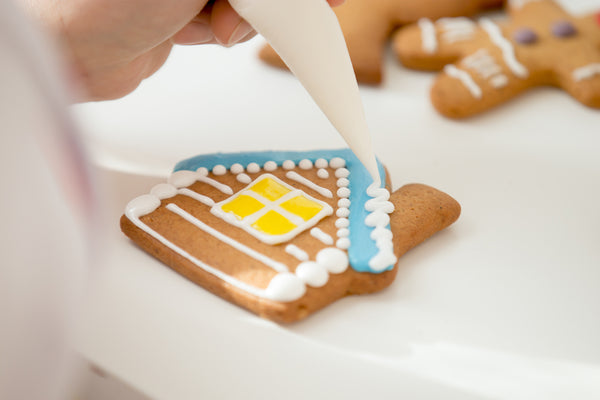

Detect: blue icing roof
[174,149,393,273]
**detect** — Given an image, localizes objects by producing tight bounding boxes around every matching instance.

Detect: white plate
[73,30,600,399]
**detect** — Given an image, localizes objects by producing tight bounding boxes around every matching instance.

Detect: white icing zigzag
[365,183,397,271]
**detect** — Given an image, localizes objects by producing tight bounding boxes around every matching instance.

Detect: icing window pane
[280,195,323,221]
[250,177,291,201]
[252,210,297,235]
[221,195,264,220]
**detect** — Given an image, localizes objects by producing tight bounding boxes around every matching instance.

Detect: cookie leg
[389,184,461,258]
[560,60,600,109]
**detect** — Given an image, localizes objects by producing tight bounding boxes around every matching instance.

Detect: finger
[211,0,254,46]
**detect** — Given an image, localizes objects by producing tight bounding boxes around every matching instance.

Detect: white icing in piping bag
[229,0,381,185]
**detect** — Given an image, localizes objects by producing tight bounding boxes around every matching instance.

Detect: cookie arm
[389,184,460,258]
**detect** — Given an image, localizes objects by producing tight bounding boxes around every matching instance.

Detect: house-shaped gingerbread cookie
[121,150,460,322]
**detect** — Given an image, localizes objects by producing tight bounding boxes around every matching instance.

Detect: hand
[21,0,344,101]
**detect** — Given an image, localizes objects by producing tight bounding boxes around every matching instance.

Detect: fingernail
[227,20,253,45]
[177,22,213,45]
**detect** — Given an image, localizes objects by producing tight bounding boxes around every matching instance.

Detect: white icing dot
[316,248,348,273]
[282,160,295,170]
[196,167,209,176]
[230,163,244,174]
[369,251,398,272]
[337,178,350,188]
[370,228,392,241]
[337,228,350,238]
[265,273,306,302]
[299,159,313,170]
[365,210,390,227]
[125,194,161,218]
[329,157,346,169]
[150,183,177,199]
[264,161,277,171]
[338,198,350,208]
[295,262,329,287]
[315,158,328,168]
[317,168,329,179]
[236,173,252,184]
[246,162,260,173]
[336,208,350,218]
[334,168,350,178]
[337,187,351,198]
[335,218,350,228]
[212,165,227,176]
[168,170,197,188]
[336,238,351,250]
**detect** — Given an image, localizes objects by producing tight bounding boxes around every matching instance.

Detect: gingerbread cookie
[121,150,460,323]
[259,0,504,84]
[394,0,600,118]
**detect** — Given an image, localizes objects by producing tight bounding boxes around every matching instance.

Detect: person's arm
[19,0,344,101]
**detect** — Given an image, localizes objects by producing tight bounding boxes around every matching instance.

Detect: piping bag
[228,0,381,186]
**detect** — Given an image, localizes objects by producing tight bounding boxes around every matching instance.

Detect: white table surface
[72,23,600,399]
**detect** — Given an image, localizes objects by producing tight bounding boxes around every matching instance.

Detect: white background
[72,4,600,398]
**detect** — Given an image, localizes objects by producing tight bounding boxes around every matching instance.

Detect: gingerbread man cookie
[394,0,600,118]
[259,0,503,84]
[121,150,460,323]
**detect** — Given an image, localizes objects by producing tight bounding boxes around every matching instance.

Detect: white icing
[282,160,295,170]
[418,18,437,54]
[317,168,329,179]
[316,248,348,273]
[438,17,476,44]
[490,74,509,88]
[246,162,260,173]
[263,161,277,171]
[178,188,215,206]
[197,174,234,195]
[169,170,198,188]
[299,159,313,170]
[480,18,528,79]
[315,158,328,168]
[265,273,306,302]
[236,173,252,184]
[463,49,501,79]
[337,187,351,198]
[286,171,333,198]
[329,157,346,168]
[230,163,244,174]
[335,218,349,228]
[196,167,209,177]
[285,244,309,261]
[126,198,303,302]
[336,208,350,218]
[212,165,227,175]
[211,173,333,245]
[334,168,349,178]
[336,238,350,250]
[310,227,334,245]
[337,228,349,237]
[167,203,289,273]
[573,63,600,82]
[444,64,483,99]
[295,261,328,287]
[151,183,178,199]
[338,198,350,208]
[509,0,539,9]
[364,183,397,271]
[337,178,349,188]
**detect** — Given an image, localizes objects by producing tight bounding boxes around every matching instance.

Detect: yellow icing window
[252,210,297,235]
[221,194,264,220]
[280,195,323,221]
[249,177,290,201]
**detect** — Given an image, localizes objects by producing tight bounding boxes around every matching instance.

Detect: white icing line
[310,227,334,245]
[365,184,397,272]
[463,49,501,79]
[573,63,600,82]
[418,18,437,54]
[177,188,215,206]
[509,0,539,9]
[285,171,333,198]
[480,18,528,79]
[438,17,476,44]
[236,173,252,184]
[490,74,508,88]
[285,244,309,261]
[444,65,482,99]
[197,174,233,195]
[167,203,289,273]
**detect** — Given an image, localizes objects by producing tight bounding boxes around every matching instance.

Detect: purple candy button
[552,20,577,38]
[513,28,538,44]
